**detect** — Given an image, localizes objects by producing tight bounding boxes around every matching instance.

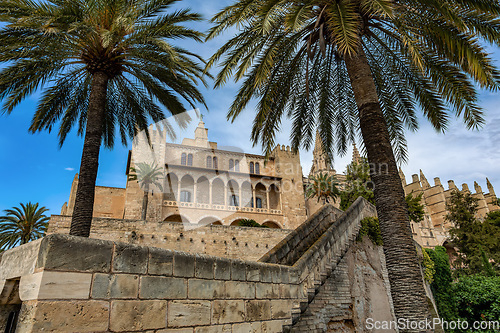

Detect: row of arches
[179,153,261,175]
[164,214,282,229]
[164,173,281,210]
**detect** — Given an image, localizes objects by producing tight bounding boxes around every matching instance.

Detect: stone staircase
[259,197,378,332]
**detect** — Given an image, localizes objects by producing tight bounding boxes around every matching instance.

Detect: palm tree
[128,162,164,220]
[306,172,340,204]
[0,0,208,238]
[0,202,49,251]
[206,0,500,327]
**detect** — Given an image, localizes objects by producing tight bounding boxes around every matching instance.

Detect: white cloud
[64,167,75,171]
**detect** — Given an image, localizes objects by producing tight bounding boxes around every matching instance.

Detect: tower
[309,131,335,176]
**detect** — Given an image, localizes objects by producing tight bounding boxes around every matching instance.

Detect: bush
[357,217,382,246]
[237,219,268,228]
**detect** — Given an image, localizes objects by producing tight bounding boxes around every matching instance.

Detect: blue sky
[0,0,499,216]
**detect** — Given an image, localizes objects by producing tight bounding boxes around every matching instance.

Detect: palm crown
[0,202,49,251]
[129,162,164,192]
[207,0,500,162]
[306,172,340,204]
[0,0,207,146]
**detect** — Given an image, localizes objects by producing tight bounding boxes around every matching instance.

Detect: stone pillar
[266,190,270,210]
[209,182,213,205]
[238,186,242,207]
[224,186,228,207]
[177,182,181,202]
[252,188,256,209]
[193,183,197,204]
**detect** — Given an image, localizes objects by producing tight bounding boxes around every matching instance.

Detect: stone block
[167,300,211,327]
[271,300,291,319]
[112,243,148,274]
[232,322,262,333]
[262,320,285,332]
[140,276,187,299]
[255,283,280,299]
[246,263,261,282]
[91,273,139,299]
[195,256,214,279]
[214,258,231,280]
[231,259,246,281]
[225,281,255,299]
[211,300,245,324]
[246,300,271,321]
[188,279,224,299]
[38,234,114,273]
[20,271,92,301]
[16,300,109,332]
[157,329,194,333]
[110,300,167,331]
[148,247,174,276]
[0,239,42,280]
[280,284,291,299]
[270,266,281,283]
[260,266,273,283]
[173,252,195,278]
[195,324,232,333]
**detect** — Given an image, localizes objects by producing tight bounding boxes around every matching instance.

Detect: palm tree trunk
[142,184,149,220]
[344,48,430,331]
[70,71,109,237]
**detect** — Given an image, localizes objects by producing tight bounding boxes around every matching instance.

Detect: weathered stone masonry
[0,198,390,332]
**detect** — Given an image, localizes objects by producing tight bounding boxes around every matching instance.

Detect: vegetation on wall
[238,219,268,228]
[422,248,435,284]
[357,217,382,246]
[406,193,425,223]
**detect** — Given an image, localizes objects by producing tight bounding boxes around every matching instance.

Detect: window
[256,197,262,208]
[180,191,192,202]
[206,156,212,168]
[249,162,254,174]
[213,157,218,169]
[230,195,239,207]
[229,159,234,171]
[187,154,193,166]
[235,159,240,172]
[255,163,260,174]
[181,153,187,165]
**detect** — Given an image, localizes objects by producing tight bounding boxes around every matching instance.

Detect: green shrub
[357,217,382,246]
[237,219,268,228]
[422,248,435,284]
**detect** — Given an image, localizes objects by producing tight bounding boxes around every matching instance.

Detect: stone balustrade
[163,200,283,215]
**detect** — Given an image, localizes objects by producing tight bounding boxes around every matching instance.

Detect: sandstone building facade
[57,119,499,249]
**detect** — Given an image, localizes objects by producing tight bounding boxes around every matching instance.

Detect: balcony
[162,200,282,215]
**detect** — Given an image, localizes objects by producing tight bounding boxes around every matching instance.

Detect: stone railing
[260,197,377,329]
[163,200,283,215]
[0,198,376,332]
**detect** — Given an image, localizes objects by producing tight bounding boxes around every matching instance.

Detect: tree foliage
[406,192,425,223]
[306,172,340,204]
[357,216,382,246]
[340,158,375,210]
[0,202,49,251]
[238,219,268,228]
[446,190,500,276]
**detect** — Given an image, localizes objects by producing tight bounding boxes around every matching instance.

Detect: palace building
[58,118,499,249]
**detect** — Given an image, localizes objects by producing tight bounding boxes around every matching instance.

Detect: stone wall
[1,198,389,333]
[47,216,292,261]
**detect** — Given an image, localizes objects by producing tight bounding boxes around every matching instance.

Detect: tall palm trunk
[344,49,430,331]
[70,71,109,237]
[142,184,150,220]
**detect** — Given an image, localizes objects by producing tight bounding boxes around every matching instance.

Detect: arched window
[256,197,262,208]
[180,191,192,202]
[181,153,187,165]
[255,163,260,174]
[213,157,218,169]
[206,156,212,168]
[229,159,234,171]
[235,159,240,172]
[187,154,193,166]
[230,195,239,207]
[249,162,254,174]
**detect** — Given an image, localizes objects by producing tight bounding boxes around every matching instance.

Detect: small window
[229,159,234,171]
[180,191,192,202]
[206,156,212,168]
[256,197,263,208]
[187,154,193,166]
[230,195,239,207]
[235,159,240,172]
[255,163,260,174]
[250,162,254,174]
[181,153,187,165]
[213,157,218,169]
